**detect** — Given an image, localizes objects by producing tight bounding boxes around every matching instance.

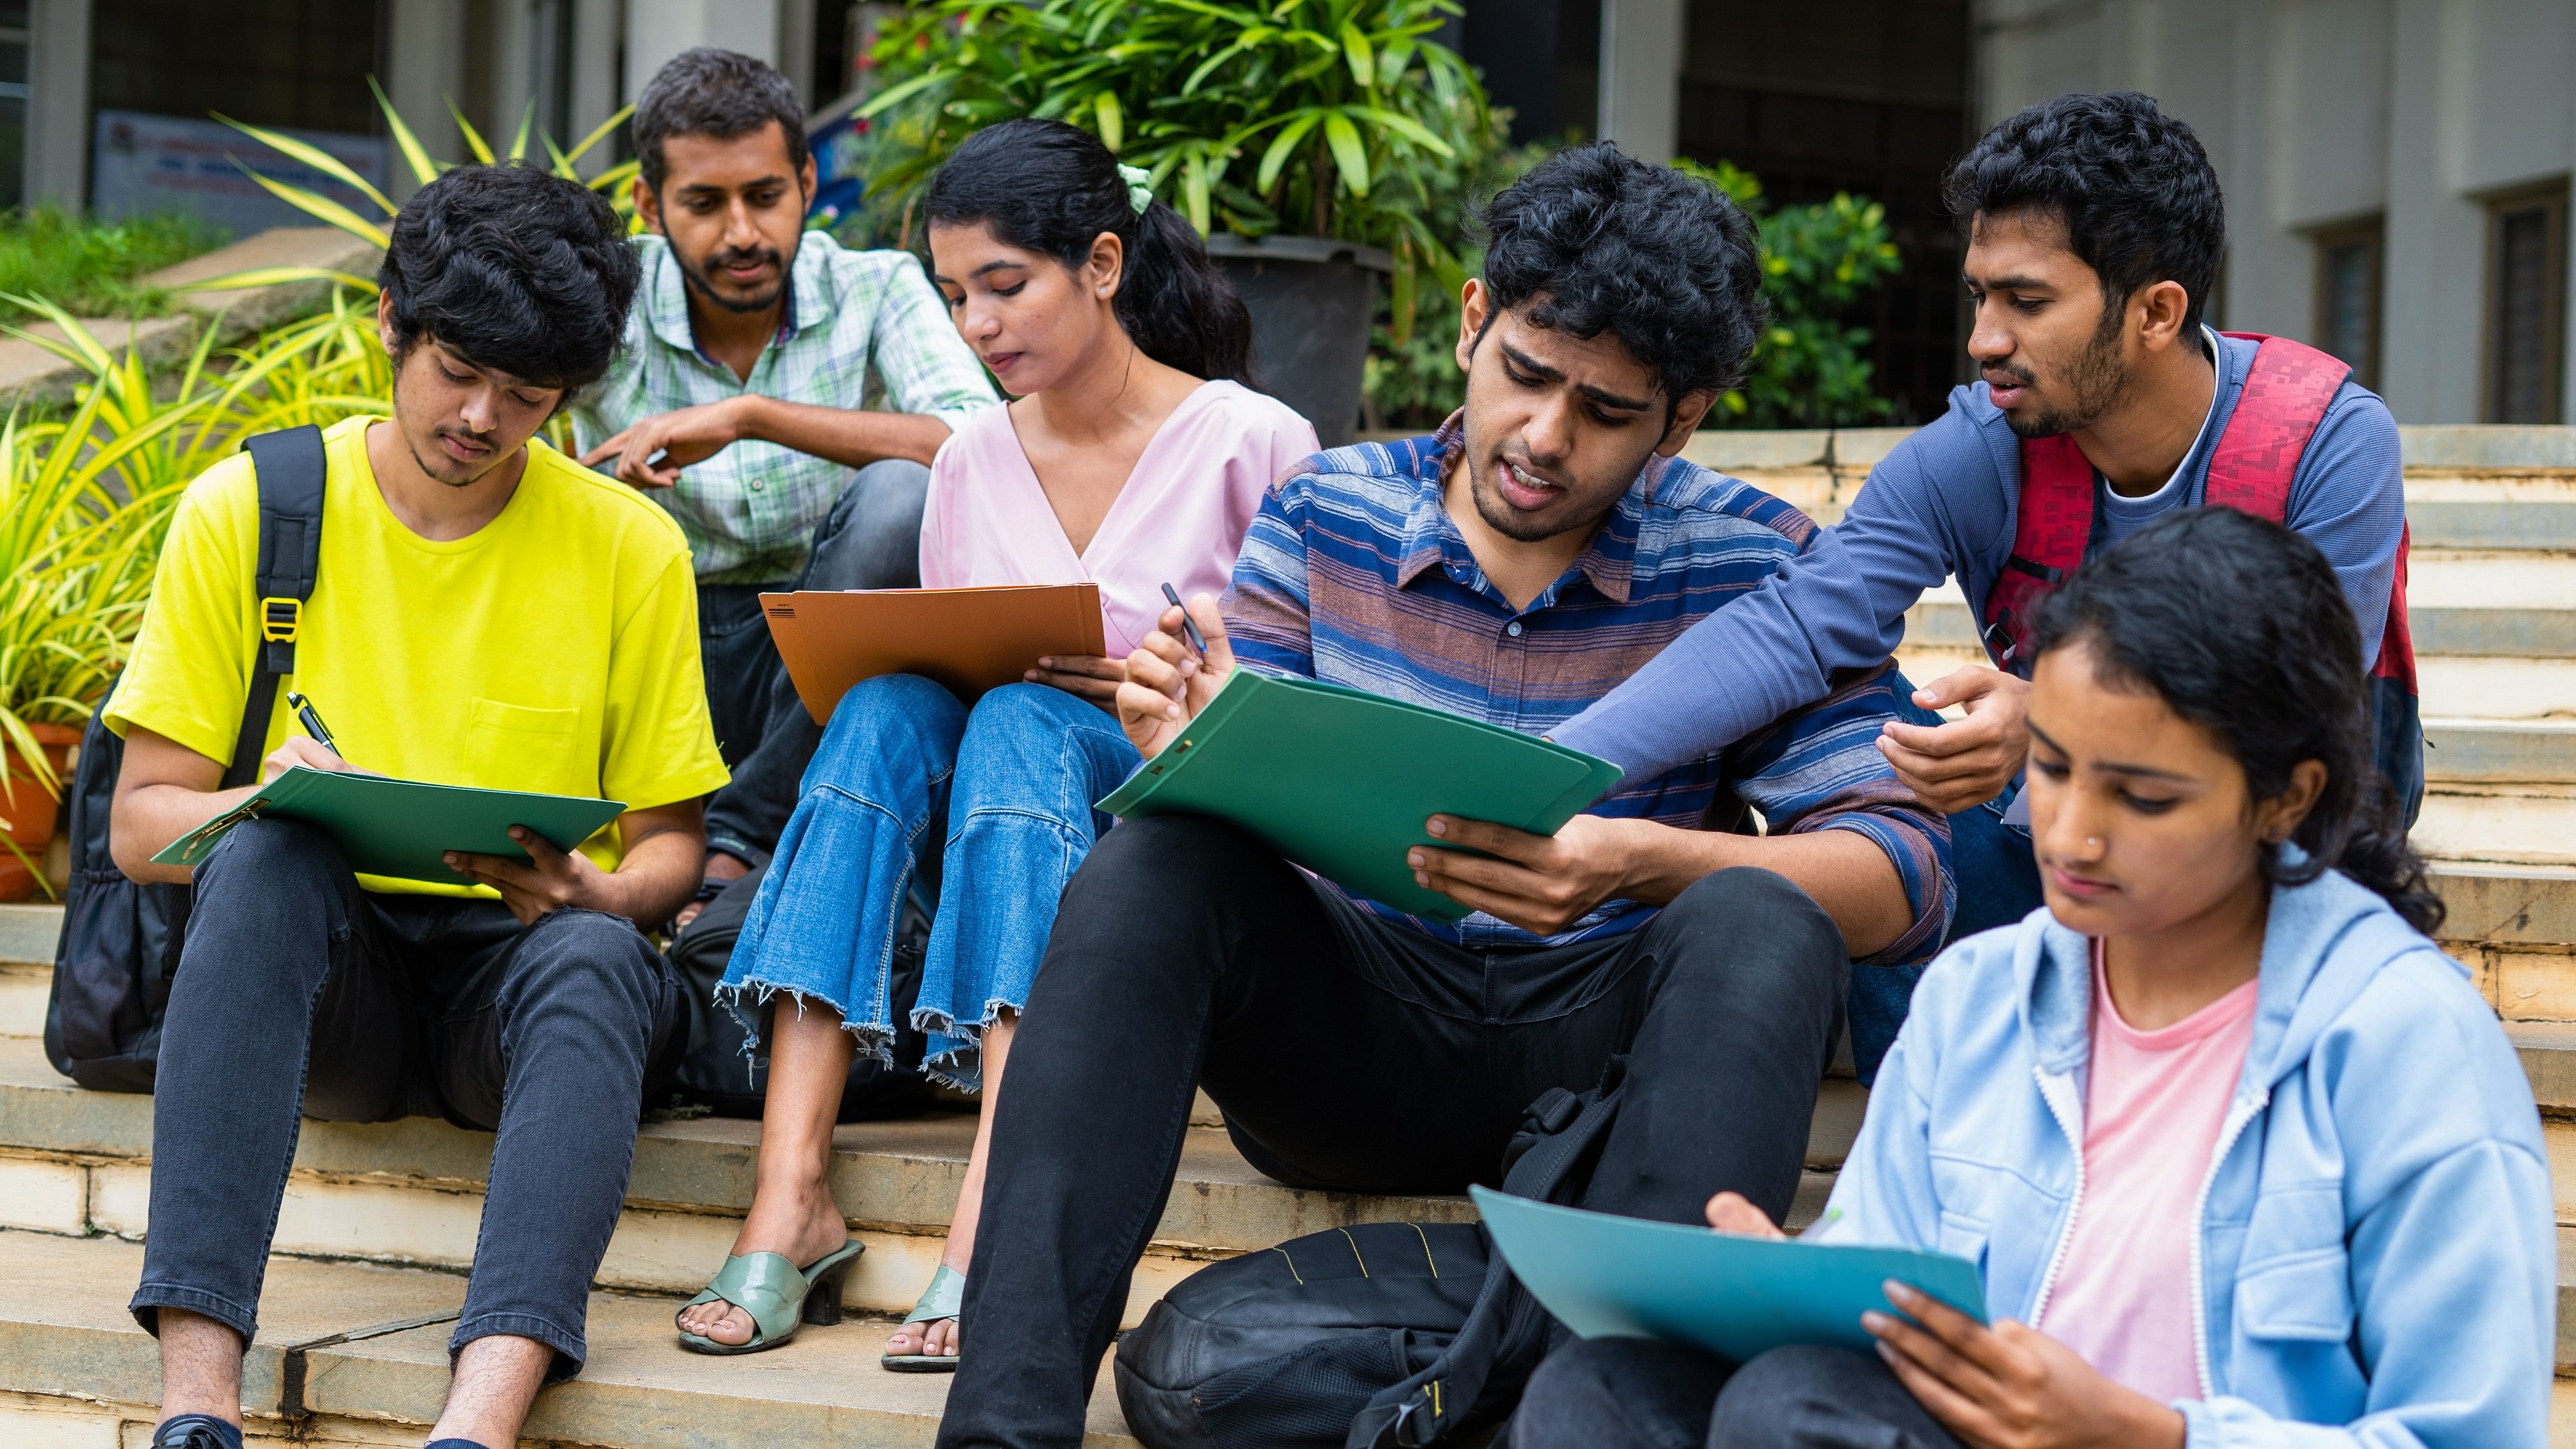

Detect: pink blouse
[918,379,1319,657]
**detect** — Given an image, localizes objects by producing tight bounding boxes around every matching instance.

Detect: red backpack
[1975,333,2421,818]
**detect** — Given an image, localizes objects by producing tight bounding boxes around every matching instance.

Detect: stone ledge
[0,226,380,408]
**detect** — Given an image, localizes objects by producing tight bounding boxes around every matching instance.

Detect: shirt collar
[1389,408,1644,606]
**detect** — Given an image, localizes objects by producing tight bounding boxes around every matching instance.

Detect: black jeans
[699,457,933,867]
[935,815,1850,1448]
[129,818,681,1378]
[1512,1339,1963,1448]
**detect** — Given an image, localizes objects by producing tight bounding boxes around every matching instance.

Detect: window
[2485,184,2568,424]
[2313,218,2383,391]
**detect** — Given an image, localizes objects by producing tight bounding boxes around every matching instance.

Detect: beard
[1466,448,1628,543]
[675,240,789,314]
[2002,309,2130,439]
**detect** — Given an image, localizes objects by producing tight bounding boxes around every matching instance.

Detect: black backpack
[1114,1058,1627,1449]
[663,864,941,1121]
[45,426,327,1092]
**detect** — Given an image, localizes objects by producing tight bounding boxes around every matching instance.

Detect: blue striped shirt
[1223,415,1953,960]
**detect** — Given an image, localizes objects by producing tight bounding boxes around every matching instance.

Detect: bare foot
[676,850,752,931]
[677,1176,848,1346]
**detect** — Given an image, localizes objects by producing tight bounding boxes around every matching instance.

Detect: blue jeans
[720,675,1141,1088]
[1845,675,2045,1084]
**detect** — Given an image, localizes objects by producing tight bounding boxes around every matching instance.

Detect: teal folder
[150,766,627,886]
[1471,1187,1987,1362]
[1096,669,1624,921]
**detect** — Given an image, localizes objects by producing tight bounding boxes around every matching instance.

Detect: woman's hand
[1027,654,1125,713]
[1114,592,1231,756]
[1865,1281,2185,1449]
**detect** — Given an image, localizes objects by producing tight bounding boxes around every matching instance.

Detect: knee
[1512,1339,1633,1446]
[512,910,668,1023]
[959,683,1088,767]
[195,816,345,899]
[1081,812,1265,895]
[814,674,965,772]
[1706,1345,1873,1444]
[1646,870,1846,1009]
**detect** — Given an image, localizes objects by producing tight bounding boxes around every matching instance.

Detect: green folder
[1096,669,1623,921]
[1471,1188,1988,1363]
[150,766,626,886]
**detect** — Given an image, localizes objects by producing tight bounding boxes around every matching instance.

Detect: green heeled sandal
[675,1239,864,1355]
[880,1264,966,1372]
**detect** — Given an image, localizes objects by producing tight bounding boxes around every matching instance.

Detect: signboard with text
[90,110,389,237]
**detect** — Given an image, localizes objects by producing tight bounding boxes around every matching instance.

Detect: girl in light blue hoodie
[1513,507,2553,1448]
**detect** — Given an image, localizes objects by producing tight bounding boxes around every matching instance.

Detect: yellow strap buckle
[261,597,301,643]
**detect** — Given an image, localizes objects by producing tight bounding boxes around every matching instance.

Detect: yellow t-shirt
[108,415,730,895]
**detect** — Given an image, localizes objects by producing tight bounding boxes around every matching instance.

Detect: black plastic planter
[1206,234,1394,448]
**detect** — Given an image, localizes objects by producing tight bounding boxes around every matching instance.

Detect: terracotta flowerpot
[0,722,80,901]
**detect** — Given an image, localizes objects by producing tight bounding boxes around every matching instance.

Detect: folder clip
[261,597,302,643]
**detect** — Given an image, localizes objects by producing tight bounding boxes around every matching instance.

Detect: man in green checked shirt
[574,49,998,920]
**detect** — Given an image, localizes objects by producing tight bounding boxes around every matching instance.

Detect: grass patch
[0,207,229,325]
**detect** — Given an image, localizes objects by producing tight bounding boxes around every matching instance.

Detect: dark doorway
[1456,0,1599,146]
[1677,1,1971,424]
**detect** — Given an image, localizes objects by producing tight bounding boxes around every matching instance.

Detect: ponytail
[925,117,1255,384]
[2026,507,2444,935]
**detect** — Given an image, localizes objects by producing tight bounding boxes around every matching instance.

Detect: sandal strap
[901,1263,967,1327]
[687,1252,810,1345]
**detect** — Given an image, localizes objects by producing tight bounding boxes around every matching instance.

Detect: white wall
[1974,0,2576,423]
[1597,0,1683,164]
[26,0,89,208]
[623,0,780,109]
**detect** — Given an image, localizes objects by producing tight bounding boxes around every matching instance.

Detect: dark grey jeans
[1512,1339,1964,1448]
[129,818,680,1378]
[700,457,933,866]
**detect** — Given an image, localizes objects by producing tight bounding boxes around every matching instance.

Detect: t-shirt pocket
[465,697,590,798]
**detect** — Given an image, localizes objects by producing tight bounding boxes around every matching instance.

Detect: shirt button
[1506,621,1524,637]
[750,479,764,492]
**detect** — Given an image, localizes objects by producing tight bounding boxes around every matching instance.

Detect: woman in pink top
[1516,509,2552,1448]
[672,118,1317,1363]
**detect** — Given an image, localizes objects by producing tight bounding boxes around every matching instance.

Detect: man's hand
[261,734,374,781]
[1875,666,2030,814]
[1407,813,1647,936]
[577,398,752,488]
[1028,654,1124,713]
[446,826,618,927]
[1115,593,1232,756]
[1865,1281,2185,1449]
[1704,1191,1788,1239]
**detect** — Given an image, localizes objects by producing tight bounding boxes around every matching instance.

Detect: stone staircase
[0,423,2571,1444]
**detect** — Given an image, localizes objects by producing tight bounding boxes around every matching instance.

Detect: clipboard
[149,766,626,886]
[760,584,1107,722]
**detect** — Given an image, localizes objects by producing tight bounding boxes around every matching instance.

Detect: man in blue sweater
[1554,92,2410,1073]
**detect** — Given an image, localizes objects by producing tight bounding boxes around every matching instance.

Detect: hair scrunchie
[1116,162,1154,216]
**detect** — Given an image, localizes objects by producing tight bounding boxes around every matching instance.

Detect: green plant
[1363,152,1905,431]
[854,0,1500,341]
[0,207,229,325]
[1672,160,1903,429]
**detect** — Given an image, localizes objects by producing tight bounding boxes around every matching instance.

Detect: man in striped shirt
[934,144,1952,1446]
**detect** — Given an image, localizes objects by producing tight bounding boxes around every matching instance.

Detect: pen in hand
[1160,582,1208,655]
[285,691,346,762]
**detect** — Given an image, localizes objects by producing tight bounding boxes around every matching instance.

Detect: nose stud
[2085,837,2102,851]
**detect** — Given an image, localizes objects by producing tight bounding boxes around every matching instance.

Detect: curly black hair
[634,47,809,192]
[377,163,640,393]
[927,117,1253,383]
[1944,91,2225,335]
[1476,141,1765,410]
[2028,507,2441,935]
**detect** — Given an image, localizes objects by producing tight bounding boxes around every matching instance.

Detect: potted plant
[855,0,1498,445]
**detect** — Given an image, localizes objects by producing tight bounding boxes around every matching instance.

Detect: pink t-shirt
[2034,943,2259,1404]
[918,379,1319,657]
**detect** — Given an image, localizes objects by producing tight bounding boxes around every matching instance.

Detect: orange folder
[760,585,1108,723]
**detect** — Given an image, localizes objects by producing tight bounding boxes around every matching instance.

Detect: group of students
[112,47,2547,1449]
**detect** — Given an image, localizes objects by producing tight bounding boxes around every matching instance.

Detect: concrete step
[1907,592,2576,661]
[0,1227,1138,1447]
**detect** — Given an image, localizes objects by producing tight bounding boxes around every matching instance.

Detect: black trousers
[699,457,931,866]
[935,814,1850,1448]
[1512,1339,1964,1448]
[130,818,681,1377]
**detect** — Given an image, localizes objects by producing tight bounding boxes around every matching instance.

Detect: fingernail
[1427,817,1447,836]
[1408,851,1424,868]
[1414,871,1430,886]
[1039,657,1053,667]
[1860,1310,1890,1333]
[1883,1279,1917,1304]
[1875,1341,1897,1365]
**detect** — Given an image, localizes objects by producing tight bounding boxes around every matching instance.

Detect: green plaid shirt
[573,233,998,584]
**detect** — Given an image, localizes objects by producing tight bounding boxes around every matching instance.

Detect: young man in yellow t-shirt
[110,166,728,1449]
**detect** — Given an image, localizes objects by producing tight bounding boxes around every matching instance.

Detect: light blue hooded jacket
[1811,867,2555,1447]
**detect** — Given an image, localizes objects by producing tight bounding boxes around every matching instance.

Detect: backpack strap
[1347,1070,1628,1449]
[1979,432,2094,675]
[224,425,327,788]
